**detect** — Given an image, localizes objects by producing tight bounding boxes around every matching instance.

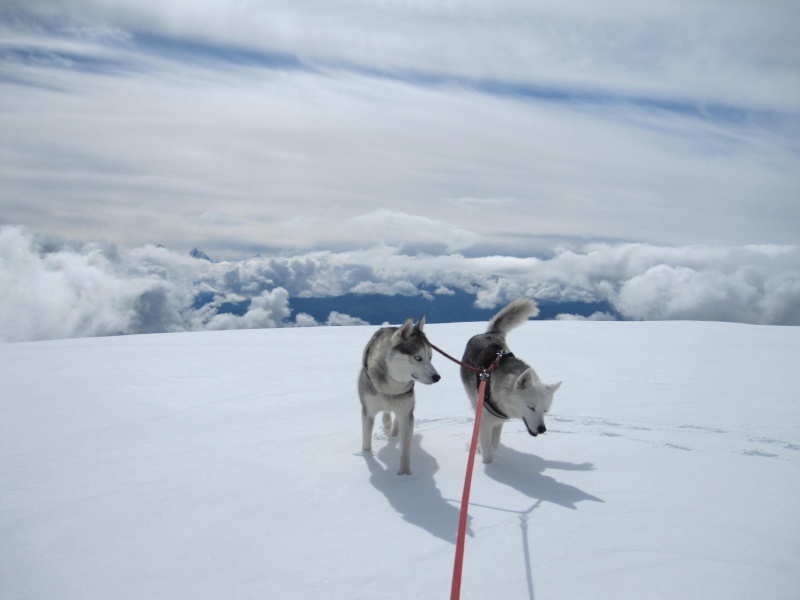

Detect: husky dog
[460,299,561,464]
[358,316,441,475]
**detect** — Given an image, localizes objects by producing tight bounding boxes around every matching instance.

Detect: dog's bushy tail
[487,298,539,335]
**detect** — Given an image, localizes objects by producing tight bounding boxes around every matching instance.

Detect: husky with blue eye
[358,316,440,475]
[460,299,562,464]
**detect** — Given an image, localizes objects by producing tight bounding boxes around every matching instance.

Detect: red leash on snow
[450,370,489,600]
[429,343,503,600]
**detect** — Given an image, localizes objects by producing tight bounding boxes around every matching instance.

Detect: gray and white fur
[460,299,562,464]
[358,316,440,475]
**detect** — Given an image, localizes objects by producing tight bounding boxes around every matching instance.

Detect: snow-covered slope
[1,322,798,599]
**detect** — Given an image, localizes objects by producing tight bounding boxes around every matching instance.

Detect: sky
[1,1,799,339]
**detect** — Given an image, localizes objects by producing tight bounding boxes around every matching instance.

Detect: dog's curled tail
[487,298,539,334]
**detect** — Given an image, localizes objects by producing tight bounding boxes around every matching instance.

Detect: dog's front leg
[361,407,375,452]
[491,422,504,451]
[397,408,414,475]
[479,422,495,464]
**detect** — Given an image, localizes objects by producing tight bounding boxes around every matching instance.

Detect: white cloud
[205,288,292,330]
[351,280,419,297]
[288,310,369,327]
[347,211,480,254]
[0,227,200,341]
[193,211,246,227]
[2,226,799,343]
[445,197,518,212]
[1,2,797,258]
[294,312,318,327]
[325,311,370,327]
[278,216,325,231]
[555,312,617,322]
[19,0,797,111]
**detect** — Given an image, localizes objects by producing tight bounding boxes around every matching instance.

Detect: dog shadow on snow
[362,434,468,545]
[478,446,602,600]
[483,444,603,510]
[362,436,602,545]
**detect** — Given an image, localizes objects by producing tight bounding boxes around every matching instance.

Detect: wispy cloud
[347,210,480,253]
[1,1,798,259]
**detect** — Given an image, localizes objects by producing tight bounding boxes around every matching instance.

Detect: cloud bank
[2,225,797,342]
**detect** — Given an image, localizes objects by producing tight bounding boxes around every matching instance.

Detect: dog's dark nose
[432,374,441,383]
[538,424,546,434]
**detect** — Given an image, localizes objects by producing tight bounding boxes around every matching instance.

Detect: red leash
[429,343,502,600]
[450,371,489,600]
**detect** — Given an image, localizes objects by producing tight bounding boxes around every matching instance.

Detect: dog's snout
[538,424,546,434]
[432,374,441,383]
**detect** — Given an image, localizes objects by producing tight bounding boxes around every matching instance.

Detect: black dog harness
[474,343,514,420]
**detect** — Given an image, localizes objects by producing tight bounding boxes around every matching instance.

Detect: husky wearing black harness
[460,299,562,464]
[358,317,441,475]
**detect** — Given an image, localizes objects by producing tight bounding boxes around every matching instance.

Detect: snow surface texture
[1,321,798,599]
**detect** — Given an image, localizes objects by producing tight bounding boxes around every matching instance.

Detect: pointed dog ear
[415,315,426,331]
[392,318,415,344]
[514,368,535,390]
[549,381,562,393]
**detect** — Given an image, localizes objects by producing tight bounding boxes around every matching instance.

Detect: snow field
[1,321,798,599]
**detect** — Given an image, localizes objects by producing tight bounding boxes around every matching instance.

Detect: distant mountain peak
[189,248,213,262]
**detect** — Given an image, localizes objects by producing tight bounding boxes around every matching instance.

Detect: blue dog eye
[414,356,422,362]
